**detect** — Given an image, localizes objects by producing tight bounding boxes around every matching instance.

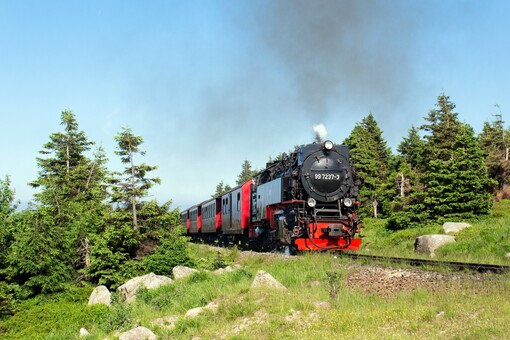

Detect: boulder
[172,266,199,280]
[250,270,287,290]
[118,273,173,303]
[415,235,456,257]
[185,306,205,318]
[87,285,111,306]
[213,266,235,275]
[118,326,157,340]
[79,328,90,337]
[442,222,471,234]
[185,301,219,318]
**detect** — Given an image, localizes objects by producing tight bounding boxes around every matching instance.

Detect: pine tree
[0,176,17,274]
[212,180,232,197]
[110,127,161,229]
[420,93,462,164]
[397,126,424,169]
[236,160,257,185]
[30,110,95,207]
[8,110,108,294]
[7,207,75,294]
[478,113,510,191]
[387,94,494,229]
[343,113,392,217]
[422,124,494,218]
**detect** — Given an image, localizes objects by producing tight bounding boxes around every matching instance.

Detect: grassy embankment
[1,200,510,339]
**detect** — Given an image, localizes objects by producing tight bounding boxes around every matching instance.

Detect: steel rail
[336,252,510,273]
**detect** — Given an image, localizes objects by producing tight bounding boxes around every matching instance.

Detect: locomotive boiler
[181,140,362,252]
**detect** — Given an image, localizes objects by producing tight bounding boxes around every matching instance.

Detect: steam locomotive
[180,140,363,251]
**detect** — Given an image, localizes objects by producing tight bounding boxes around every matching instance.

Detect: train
[180,140,363,252]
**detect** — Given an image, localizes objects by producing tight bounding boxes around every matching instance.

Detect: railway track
[336,252,510,273]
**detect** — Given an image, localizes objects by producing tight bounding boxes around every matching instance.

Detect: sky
[1,0,510,210]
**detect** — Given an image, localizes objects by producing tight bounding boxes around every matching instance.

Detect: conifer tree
[343,113,392,217]
[236,160,257,185]
[388,127,426,215]
[0,189,15,318]
[397,126,424,169]
[0,176,17,273]
[422,124,494,218]
[8,110,107,294]
[478,113,510,191]
[212,180,232,197]
[110,127,161,229]
[420,93,462,164]
[30,110,95,206]
[388,94,495,229]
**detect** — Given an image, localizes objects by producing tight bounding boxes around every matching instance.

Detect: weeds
[3,201,510,338]
[100,298,132,333]
[325,271,343,300]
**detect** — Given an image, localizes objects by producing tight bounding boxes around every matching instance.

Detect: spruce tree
[236,160,257,185]
[212,180,232,197]
[8,110,107,294]
[0,176,17,275]
[30,110,95,206]
[110,127,161,229]
[478,113,510,192]
[420,93,462,164]
[422,124,494,218]
[6,208,74,294]
[450,125,494,215]
[397,126,424,169]
[388,94,495,229]
[343,113,392,217]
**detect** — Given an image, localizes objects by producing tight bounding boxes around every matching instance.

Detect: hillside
[1,201,510,339]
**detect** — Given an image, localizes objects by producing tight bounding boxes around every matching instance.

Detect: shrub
[0,282,17,318]
[143,226,194,276]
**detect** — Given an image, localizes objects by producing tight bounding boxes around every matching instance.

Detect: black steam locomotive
[181,140,362,251]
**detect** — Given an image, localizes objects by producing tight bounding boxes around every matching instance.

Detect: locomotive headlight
[307,197,317,207]
[323,140,334,150]
[343,198,353,207]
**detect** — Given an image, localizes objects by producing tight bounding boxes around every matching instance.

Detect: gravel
[343,264,486,297]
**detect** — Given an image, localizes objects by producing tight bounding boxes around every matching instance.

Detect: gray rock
[79,328,90,337]
[172,266,199,280]
[213,266,235,275]
[251,270,287,290]
[443,222,471,234]
[185,306,205,318]
[185,301,219,318]
[87,285,111,306]
[415,235,456,257]
[118,273,173,303]
[118,326,157,340]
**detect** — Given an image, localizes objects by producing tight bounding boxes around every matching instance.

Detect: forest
[1,92,509,318]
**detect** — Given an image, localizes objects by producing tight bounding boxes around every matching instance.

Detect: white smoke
[313,123,328,140]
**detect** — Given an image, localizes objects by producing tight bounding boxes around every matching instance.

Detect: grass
[360,199,510,264]
[2,200,510,338]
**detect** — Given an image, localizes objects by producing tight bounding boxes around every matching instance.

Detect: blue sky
[1,0,510,210]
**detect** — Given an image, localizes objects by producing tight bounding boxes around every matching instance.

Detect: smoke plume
[256,0,420,119]
[313,123,328,141]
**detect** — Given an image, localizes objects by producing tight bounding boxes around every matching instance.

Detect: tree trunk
[400,173,405,197]
[82,237,91,267]
[129,144,138,229]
